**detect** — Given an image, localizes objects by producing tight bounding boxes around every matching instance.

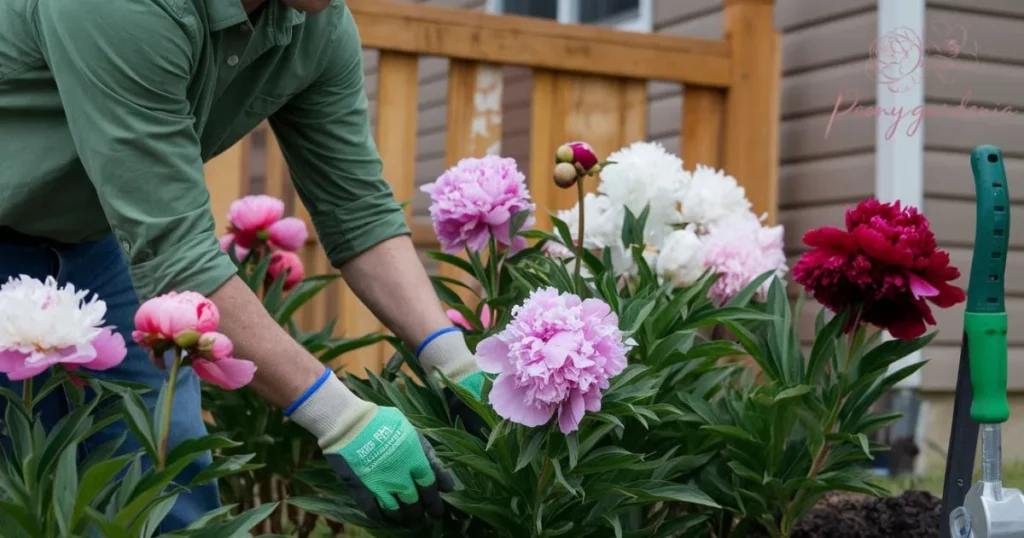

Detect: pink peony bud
[198,331,234,360]
[133,292,220,348]
[267,251,305,291]
[553,162,578,189]
[566,141,599,174]
[266,217,309,252]
[192,357,256,390]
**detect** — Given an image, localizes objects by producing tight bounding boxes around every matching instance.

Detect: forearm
[208,275,327,409]
[338,235,451,348]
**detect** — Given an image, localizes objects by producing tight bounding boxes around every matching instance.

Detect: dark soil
[785,490,942,538]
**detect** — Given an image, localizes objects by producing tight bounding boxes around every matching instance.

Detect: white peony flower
[0,275,107,363]
[679,164,753,230]
[656,228,706,288]
[596,141,689,248]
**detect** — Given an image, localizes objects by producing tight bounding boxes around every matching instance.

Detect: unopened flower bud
[553,162,578,189]
[173,329,199,349]
[567,141,599,173]
[555,144,574,164]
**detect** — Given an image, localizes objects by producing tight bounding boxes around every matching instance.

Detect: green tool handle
[966,145,1011,424]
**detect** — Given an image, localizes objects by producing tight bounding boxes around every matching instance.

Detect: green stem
[22,377,33,415]
[157,347,182,470]
[573,178,586,293]
[488,235,500,298]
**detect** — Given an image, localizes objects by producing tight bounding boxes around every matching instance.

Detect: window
[487,0,652,32]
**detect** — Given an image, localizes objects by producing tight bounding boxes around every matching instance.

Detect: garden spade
[943,145,1024,538]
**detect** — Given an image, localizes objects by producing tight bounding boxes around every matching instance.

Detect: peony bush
[0,276,272,537]
[292,140,966,538]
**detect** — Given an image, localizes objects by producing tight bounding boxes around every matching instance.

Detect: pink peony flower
[132,291,220,350]
[421,155,536,254]
[701,212,788,305]
[0,276,128,381]
[476,287,630,434]
[267,217,309,251]
[219,233,251,260]
[228,195,285,243]
[193,332,256,389]
[446,305,495,331]
[267,251,305,291]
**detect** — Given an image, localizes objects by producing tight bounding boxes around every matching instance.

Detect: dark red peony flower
[792,198,965,340]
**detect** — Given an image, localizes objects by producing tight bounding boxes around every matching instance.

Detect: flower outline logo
[867,26,925,94]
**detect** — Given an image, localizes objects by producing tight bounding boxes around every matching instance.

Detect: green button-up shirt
[0,0,408,299]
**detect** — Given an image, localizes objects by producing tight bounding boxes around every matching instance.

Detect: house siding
[920,0,1024,390]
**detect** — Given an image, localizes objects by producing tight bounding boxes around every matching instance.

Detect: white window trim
[485,0,653,33]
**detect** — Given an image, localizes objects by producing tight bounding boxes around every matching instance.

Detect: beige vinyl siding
[918,0,1024,390]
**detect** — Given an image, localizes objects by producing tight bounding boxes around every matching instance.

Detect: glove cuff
[287,368,377,452]
[417,328,478,383]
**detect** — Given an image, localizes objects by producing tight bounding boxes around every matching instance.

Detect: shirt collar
[206,1,305,33]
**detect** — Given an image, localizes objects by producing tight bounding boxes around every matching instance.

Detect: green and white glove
[417,327,488,434]
[287,369,454,524]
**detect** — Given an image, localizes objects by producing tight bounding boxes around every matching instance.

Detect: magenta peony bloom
[132,291,220,350]
[701,212,788,305]
[267,250,305,291]
[421,155,536,254]
[446,305,495,331]
[0,276,128,381]
[476,287,630,434]
[267,217,309,251]
[556,141,600,174]
[193,332,256,389]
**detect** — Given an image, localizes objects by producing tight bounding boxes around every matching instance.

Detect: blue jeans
[0,232,219,532]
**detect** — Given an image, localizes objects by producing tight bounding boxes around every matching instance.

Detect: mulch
[785,490,942,538]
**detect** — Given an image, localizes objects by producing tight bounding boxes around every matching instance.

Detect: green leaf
[551,215,576,251]
[725,270,776,308]
[573,447,643,474]
[183,502,279,538]
[613,481,720,508]
[104,385,158,463]
[53,446,77,537]
[510,209,532,241]
[566,432,579,469]
[189,454,261,487]
[773,385,813,404]
[700,425,756,443]
[320,333,389,363]
[426,251,476,277]
[261,265,290,314]
[515,428,547,472]
[274,275,340,325]
[806,310,847,383]
[244,251,274,292]
[73,454,134,531]
[679,306,774,331]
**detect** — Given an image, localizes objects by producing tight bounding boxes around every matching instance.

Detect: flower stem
[22,377,33,415]
[157,347,182,471]
[573,178,586,292]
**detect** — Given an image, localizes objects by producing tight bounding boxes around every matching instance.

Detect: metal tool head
[950,483,1024,538]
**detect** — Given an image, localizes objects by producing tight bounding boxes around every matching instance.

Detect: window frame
[486,0,653,33]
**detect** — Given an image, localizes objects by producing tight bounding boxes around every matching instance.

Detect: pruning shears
[941,145,1024,538]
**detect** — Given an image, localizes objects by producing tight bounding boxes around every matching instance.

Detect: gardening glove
[417,327,489,436]
[287,369,454,525]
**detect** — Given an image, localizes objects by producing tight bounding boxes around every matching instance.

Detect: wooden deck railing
[204,0,781,374]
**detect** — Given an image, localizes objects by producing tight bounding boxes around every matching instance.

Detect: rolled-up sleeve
[268,5,409,269]
[36,0,237,299]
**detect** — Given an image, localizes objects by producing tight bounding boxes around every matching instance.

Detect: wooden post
[336,50,419,376]
[682,87,725,171]
[440,60,504,306]
[203,140,248,235]
[722,0,780,223]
